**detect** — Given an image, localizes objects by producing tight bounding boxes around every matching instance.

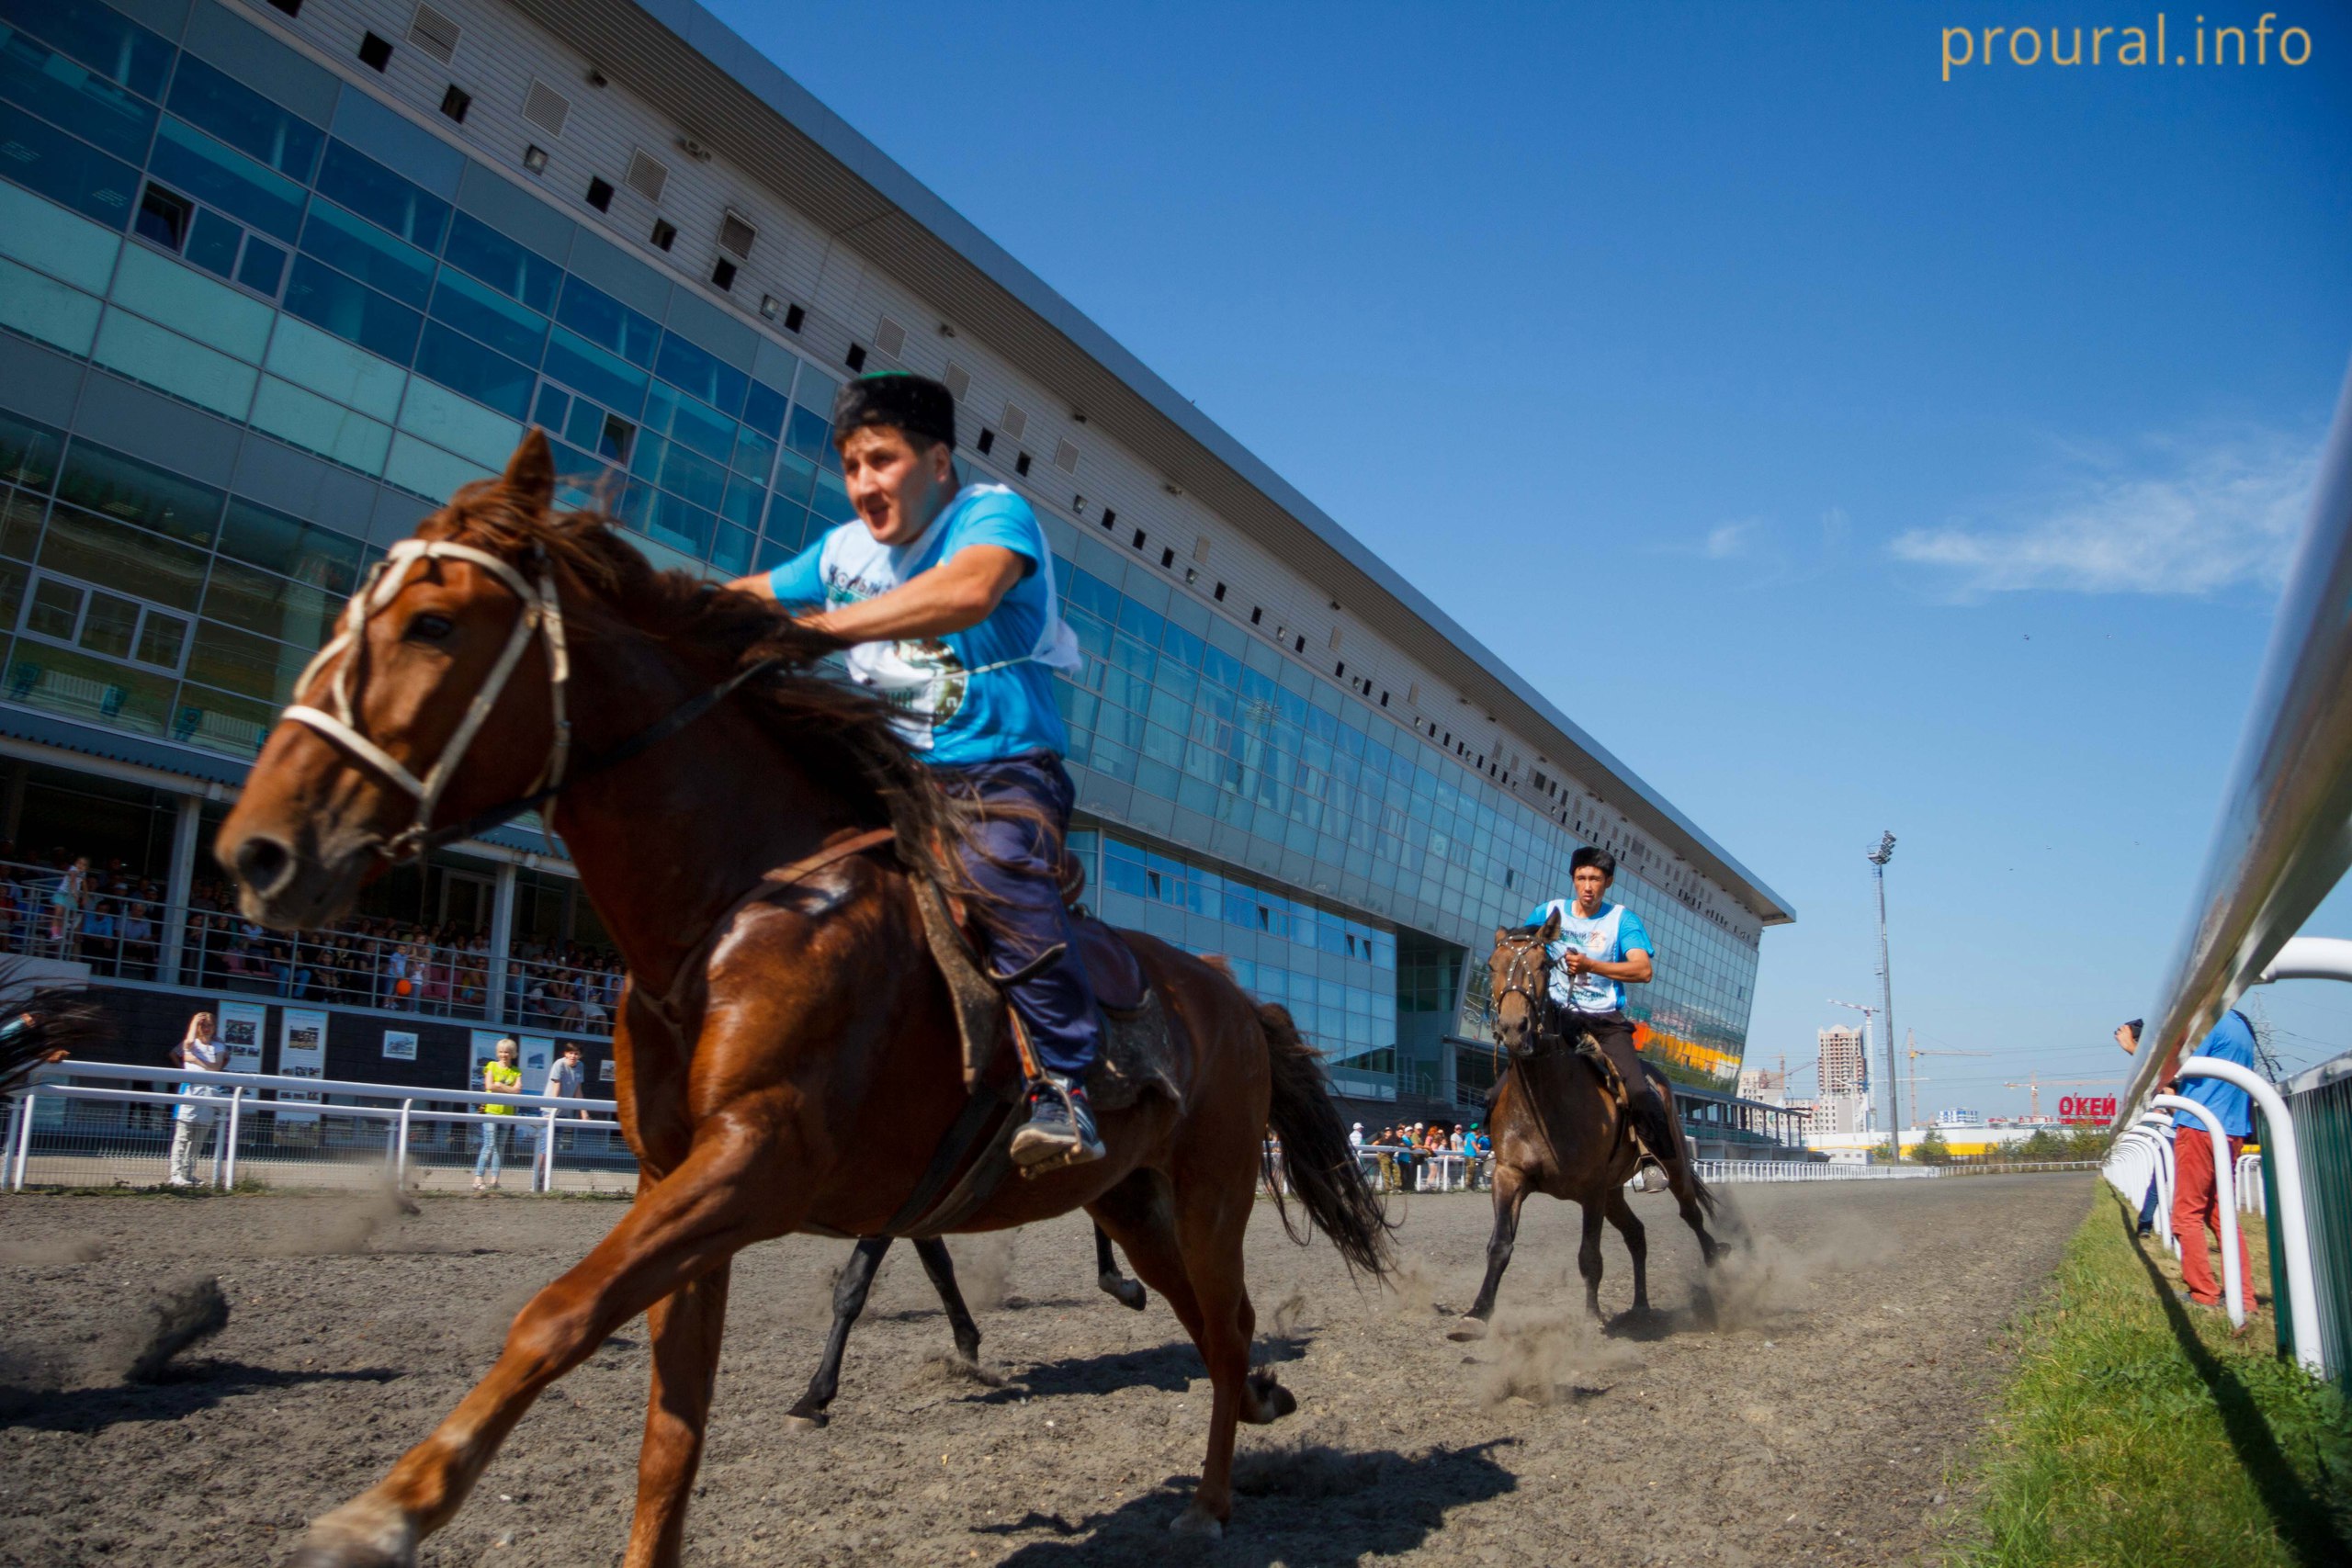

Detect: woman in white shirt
[167,1010,224,1187]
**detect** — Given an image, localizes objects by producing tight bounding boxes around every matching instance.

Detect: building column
[160,794,202,985]
[1,759,23,845]
[487,863,517,1024]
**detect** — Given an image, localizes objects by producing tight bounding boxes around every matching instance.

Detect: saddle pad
[909,870,1177,1109]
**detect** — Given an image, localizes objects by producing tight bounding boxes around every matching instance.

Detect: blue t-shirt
[767,484,1073,768]
[2174,1010,2257,1138]
[1525,897,1653,1014]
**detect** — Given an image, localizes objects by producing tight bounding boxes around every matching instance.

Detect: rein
[279,536,789,863]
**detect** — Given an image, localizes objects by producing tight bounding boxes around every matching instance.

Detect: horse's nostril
[233,834,293,896]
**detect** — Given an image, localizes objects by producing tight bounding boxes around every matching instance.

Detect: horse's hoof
[1244,1369,1297,1423]
[1446,1317,1487,1342]
[284,1500,414,1567]
[783,1408,829,1430]
[1169,1505,1225,1539]
[1102,1274,1148,1311]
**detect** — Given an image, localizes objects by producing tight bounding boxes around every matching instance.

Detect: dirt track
[0,1174,2089,1566]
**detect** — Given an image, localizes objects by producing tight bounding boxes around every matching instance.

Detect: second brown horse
[1463,913,1730,1323]
[217,434,1391,1565]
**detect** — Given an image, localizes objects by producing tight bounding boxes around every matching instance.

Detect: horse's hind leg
[1095,1222,1147,1311]
[1603,1187,1650,1316]
[1464,1162,1532,1322]
[912,1235,982,1363]
[787,1235,894,1427]
[1091,1166,1288,1540]
[628,1263,729,1567]
[1576,1198,1608,1320]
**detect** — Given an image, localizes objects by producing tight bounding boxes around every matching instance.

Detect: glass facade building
[0,0,1791,1109]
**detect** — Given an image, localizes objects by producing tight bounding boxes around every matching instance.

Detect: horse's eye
[405,613,455,643]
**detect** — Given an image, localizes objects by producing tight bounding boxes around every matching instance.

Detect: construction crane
[2003,1070,2120,1120]
[1903,1030,1993,1132]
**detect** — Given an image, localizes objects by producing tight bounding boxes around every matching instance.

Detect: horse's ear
[1539,906,1561,941]
[1492,926,1510,950]
[502,428,556,511]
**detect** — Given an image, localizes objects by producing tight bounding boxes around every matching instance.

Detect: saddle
[860,848,1178,1240]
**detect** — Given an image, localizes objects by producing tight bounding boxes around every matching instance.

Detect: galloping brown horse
[218,434,1390,1564]
[1462,913,1727,1324]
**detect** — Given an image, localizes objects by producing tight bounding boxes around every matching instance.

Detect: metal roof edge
[611,1,1793,926]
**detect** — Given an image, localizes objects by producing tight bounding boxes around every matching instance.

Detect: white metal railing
[2237,1151,2267,1215]
[2177,1059,2317,1365]
[1691,1157,1940,1182]
[1350,1144,1487,1192]
[6,1059,631,1195]
[2113,357,2352,1371]
[2154,1092,2246,1328]
[0,858,622,1037]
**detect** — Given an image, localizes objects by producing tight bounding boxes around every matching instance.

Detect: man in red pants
[2129,1010,2258,1309]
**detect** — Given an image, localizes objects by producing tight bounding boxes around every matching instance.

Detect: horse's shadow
[974,1335,1309,1403]
[982,1438,1520,1565]
[0,1360,398,1434]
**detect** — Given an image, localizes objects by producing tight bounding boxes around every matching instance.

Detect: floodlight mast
[1868,832,1900,1147]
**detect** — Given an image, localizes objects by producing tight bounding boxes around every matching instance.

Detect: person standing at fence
[45,855,86,960]
[166,1010,222,1188]
[473,1037,522,1194]
[2128,1010,2258,1309]
[2115,1020,2166,1236]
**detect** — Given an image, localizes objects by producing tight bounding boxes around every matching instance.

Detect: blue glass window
[711,523,754,576]
[784,405,831,460]
[300,199,434,306]
[217,496,367,596]
[554,276,657,368]
[0,10,157,162]
[59,438,224,549]
[652,333,747,418]
[810,468,855,525]
[770,446,816,508]
[283,255,423,363]
[236,237,286,296]
[149,117,305,241]
[315,141,449,253]
[183,209,241,277]
[645,382,735,464]
[0,99,134,226]
[644,490,714,556]
[165,55,321,183]
[533,383,570,431]
[414,322,535,420]
[0,0,169,97]
[543,327,648,417]
[443,212,560,314]
[731,425,775,483]
[741,378,789,438]
[427,269,548,364]
[654,440,725,512]
[718,476,763,529]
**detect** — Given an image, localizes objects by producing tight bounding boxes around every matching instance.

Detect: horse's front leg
[288,1107,805,1568]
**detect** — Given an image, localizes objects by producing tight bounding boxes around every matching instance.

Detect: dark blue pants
[2139,1171,2161,1229]
[935,752,1101,1082]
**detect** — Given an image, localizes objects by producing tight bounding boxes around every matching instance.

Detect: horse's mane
[429,478,979,896]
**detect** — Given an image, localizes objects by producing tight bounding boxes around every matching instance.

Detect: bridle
[1490,932,1558,1060]
[279,536,786,863]
[283,539,571,863]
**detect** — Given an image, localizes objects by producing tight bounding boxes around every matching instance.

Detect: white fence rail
[6,1059,635,1195]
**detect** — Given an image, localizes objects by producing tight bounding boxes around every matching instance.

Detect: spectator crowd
[1348,1120,1493,1191]
[0,846,625,1036]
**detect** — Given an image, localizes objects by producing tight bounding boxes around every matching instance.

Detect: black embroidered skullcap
[831,371,957,449]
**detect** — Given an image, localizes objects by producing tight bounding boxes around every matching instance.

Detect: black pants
[1574,1010,1675,1156]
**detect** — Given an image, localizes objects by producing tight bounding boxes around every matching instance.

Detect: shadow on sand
[983,1438,1521,1565]
[0,1360,399,1434]
[974,1335,1310,1403]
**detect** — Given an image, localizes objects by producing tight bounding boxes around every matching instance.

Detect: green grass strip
[1959,1188,2352,1567]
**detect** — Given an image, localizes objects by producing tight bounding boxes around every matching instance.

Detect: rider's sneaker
[1010,1078,1105,1171]
[1634,1160,1671,1194]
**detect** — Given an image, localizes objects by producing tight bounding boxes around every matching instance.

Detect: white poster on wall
[468,1030,553,1094]
[216,999,267,1074]
[597,1058,616,1083]
[275,1007,329,1126]
[382,1030,419,1062]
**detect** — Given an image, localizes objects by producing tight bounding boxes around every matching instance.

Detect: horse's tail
[1258,1001,1395,1280]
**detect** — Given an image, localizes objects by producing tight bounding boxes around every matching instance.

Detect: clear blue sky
[705,1,2352,1115]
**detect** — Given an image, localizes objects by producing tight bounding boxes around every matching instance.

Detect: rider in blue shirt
[731,372,1102,1169]
[1526,845,1675,1185]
